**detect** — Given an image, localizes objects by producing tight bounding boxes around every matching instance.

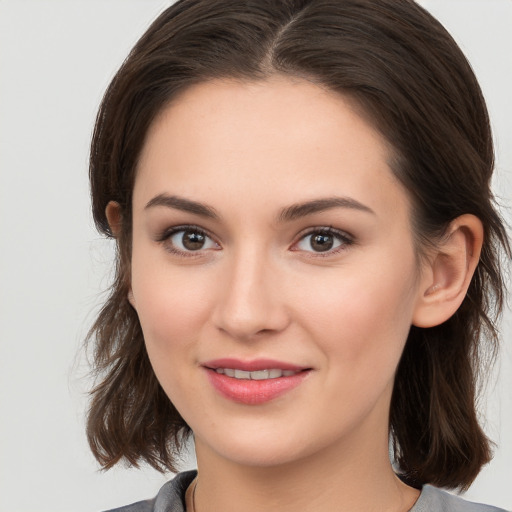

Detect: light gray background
[0,1,510,511]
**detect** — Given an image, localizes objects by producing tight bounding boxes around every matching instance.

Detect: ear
[412,214,483,328]
[105,201,122,237]
[127,289,136,309]
[105,201,136,309]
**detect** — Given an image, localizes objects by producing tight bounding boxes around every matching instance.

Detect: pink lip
[202,358,311,405]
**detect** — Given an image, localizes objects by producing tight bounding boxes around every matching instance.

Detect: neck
[192,421,419,512]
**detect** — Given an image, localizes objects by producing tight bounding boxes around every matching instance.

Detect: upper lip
[202,358,308,372]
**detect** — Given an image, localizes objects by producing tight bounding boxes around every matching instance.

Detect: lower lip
[205,369,310,405]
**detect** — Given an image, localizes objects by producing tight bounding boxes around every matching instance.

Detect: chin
[194,418,349,470]
[211,440,314,468]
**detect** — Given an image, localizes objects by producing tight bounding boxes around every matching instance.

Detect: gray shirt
[105,470,509,512]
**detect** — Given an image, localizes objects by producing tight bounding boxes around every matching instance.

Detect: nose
[212,247,290,341]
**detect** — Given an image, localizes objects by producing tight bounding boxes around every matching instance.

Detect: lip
[202,358,306,372]
[202,358,311,405]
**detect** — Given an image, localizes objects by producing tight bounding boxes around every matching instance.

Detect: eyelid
[154,224,354,258]
[156,224,221,256]
[156,224,210,241]
[290,226,354,255]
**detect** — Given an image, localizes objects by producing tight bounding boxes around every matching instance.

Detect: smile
[214,368,299,380]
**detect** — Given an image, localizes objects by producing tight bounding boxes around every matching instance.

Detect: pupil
[182,231,205,250]
[311,233,333,252]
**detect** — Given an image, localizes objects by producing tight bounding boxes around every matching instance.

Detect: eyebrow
[145,194,220,219]
[144,193,375,222]
[278,197,375,222]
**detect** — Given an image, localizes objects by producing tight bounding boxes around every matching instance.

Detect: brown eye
[294,228,352,254]
[182,230,206,250]
[166,227,219,254]
[310,233,334,252]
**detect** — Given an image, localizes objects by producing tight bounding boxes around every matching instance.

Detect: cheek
[296,257,417,383]
[130,263,219,413]
[130,250,217,360]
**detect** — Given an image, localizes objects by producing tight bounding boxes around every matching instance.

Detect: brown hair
[87,0,510,489]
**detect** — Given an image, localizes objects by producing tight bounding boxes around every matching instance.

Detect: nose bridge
[214,243,287,339]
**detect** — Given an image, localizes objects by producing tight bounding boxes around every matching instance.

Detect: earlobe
[412,214,483,328]
[105,201,123,237]
[127,289,136,309]
[106,201,135,309]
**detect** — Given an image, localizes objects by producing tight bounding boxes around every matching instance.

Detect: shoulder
[102,470,197,512]
[412,485,509,512]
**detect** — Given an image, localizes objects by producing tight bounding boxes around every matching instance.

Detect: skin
[107,76,483,512]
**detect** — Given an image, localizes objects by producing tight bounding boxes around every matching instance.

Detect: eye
[293,228,352,254]
[159,226,220,255]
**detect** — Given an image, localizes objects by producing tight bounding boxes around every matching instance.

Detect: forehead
[134,77,408,220]
[140,76,389,164]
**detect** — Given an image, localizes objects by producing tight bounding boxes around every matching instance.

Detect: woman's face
[129,77,427,468]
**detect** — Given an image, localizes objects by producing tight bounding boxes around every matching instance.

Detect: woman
[86,0,511,510]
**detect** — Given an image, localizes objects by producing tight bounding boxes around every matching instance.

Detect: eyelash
[292,227,354,257]
[156,225,354,258]
[156,225,220,258]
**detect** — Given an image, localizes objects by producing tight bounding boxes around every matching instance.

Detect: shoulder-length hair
[87,0,510,490]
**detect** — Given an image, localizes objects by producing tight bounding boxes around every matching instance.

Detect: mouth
[202,358,312,405]
[212,368,300,380]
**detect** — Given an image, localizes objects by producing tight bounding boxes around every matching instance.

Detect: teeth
[214,368,299,380]
[251,370,270,380]
[234,369,251,379]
